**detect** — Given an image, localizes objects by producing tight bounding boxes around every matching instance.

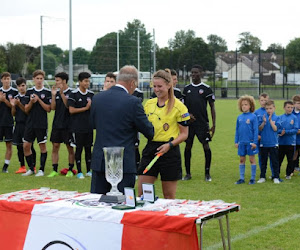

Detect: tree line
[1,19,300,78]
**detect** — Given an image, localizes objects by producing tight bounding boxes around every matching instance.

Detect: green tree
[23,44,39,77]
[237,32,262,53]
[6,43,26,74]
[73,47,90,65]
[286,38,300,71]
[179,37,215,71]
[89,19,153,73]
[89,32,117,73]
[266,43,283,54]
[119,19,152,71]
[0,46,7,72]
[168,30,195,50]
[207,34,228,52]
[43,44,63,59]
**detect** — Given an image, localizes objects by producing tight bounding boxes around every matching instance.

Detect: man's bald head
[117,65,139,94]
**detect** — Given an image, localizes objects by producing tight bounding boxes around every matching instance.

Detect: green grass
[1,99,300,249]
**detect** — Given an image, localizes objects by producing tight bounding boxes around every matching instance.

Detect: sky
[1,0,299,52]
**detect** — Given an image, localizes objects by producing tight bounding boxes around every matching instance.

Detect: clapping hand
[279,128,285,136]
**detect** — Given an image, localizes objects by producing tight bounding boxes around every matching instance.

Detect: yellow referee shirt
[144,98,190,142]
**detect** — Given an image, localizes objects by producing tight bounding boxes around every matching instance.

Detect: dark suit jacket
[90,85,154,173]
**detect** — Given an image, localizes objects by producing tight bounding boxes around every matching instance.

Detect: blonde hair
[238,95,255,113]
[153,68,175,114]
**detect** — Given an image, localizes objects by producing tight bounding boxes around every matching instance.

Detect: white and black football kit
[50,88,73,144]
[23,87,51,143]
[0,87,18,142]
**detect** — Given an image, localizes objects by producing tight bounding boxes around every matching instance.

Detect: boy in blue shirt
[292,95,300,172]
[234,95,258,184]
[257,100,280,184]
[278,101,298,179]
[254,93,275,178]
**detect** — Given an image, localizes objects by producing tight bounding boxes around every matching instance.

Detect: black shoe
[205,174,212,182]
[182,174,192,181]
[2,167,8,173]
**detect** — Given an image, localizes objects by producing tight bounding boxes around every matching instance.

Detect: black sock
[75,146,83,173]
[76,160,82,173]
[85,146,91,173]
[184,147,192,175]
[31,145,36,167]
[52,164,58,172]
[68,163,74,171]
[40,152,47,171]
[204,148,212,175]
[17,145,25,166]
[2,164,8,171]
[25,155,34,171]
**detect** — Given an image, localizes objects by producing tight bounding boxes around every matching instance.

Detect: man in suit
[90,65,154,194]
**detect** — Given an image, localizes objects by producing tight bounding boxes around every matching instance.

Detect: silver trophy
[103,147,125,202]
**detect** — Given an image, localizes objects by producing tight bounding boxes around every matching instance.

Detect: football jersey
[0,86,18,126]
[14,93,27,124]
[52,88,72,129]
[132,88,144,103]
[68,88,94,133]
[24,87,51,129]
[144,98,190,142]
[183,82,215,127]
[173,87,183,100]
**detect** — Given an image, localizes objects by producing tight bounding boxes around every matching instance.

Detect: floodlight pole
[153,29,156,73]
[137,30,140,73]
[69,0,73,87]
[40,16,44,71]
[117,31,119,72]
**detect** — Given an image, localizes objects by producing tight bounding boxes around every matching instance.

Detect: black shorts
[23,127,48,144]
[50,128,72,144]
[137,141,182,181]
[71,132,93,147]
[13,123,25,145]
[0,126,13,142]
[186,124,211,145]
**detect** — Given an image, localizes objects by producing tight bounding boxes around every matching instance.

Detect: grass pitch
[0,99,299,249]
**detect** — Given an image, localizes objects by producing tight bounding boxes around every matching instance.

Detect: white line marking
[207,214,300,249]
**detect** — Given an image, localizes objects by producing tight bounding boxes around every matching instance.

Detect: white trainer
[257,178,266,183]
[22,170,34,176]
[273,178,280,184]
[35,170,44,177]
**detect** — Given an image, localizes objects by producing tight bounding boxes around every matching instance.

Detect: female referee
[137,69,190,199]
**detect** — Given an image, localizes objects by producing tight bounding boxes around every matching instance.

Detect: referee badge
[199,89,204,94]
[41,94,45,99]
[163,123,169,131]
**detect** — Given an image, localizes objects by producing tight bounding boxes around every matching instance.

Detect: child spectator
[257,100,280,184]
[234,95,258,184]
[254,93,274,178]
[10,77,36,174]
[278,101,298,179]
[68,72,94,179]
[0,72,18,173]
[292,95,300,172]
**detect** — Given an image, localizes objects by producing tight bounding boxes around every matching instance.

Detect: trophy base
[99,194,125,204]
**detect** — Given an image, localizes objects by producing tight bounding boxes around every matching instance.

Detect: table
[0,189,240,250]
